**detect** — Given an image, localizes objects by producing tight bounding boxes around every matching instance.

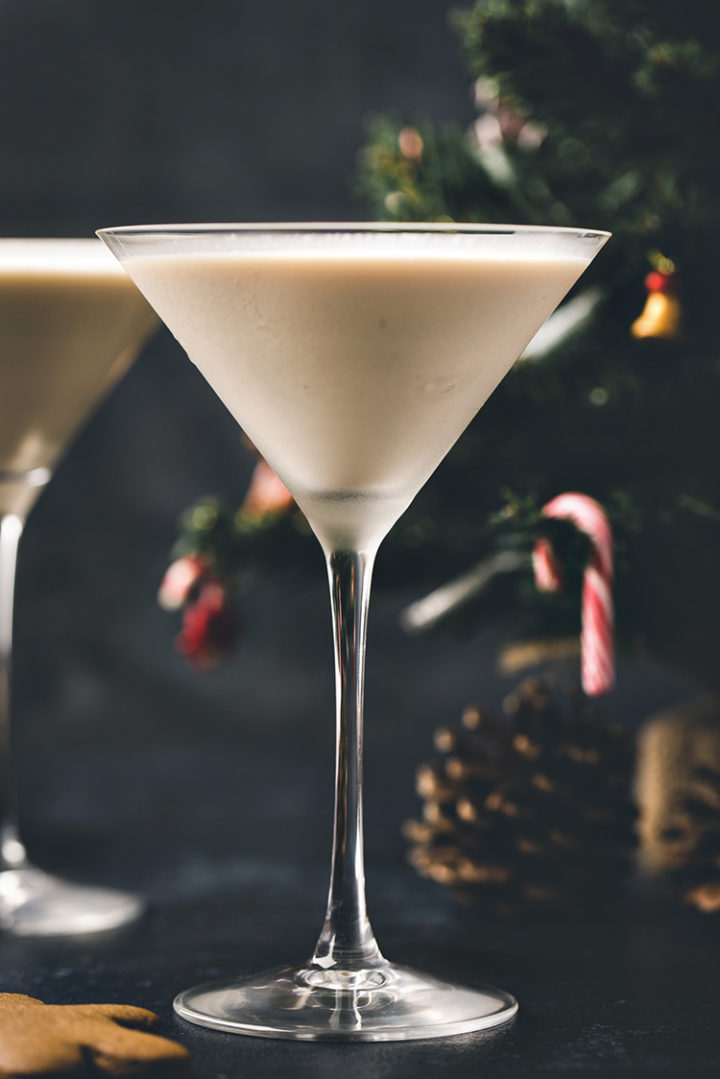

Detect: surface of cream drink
[0,240,157,517]
[124,230,591,548]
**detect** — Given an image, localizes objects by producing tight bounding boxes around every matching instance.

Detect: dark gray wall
[0,0,472,232]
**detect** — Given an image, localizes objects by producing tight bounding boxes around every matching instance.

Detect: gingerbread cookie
[0,994,190,1077]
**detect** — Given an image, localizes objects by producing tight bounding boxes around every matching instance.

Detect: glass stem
[312,546,384,971]
[0,513,28,870]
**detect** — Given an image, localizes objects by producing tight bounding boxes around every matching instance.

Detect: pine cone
[404,677,636,914]
[636,697,720,911]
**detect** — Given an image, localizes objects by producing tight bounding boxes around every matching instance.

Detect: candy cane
[532,493,614,696]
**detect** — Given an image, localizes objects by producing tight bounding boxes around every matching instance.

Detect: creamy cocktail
[100,223,609,1040]
[123,233,589,548]
[0,239,157,935]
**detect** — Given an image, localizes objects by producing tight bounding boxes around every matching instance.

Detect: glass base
[0,866,144,936]
[174,961,517,1042]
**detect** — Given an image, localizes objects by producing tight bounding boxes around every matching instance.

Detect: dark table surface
[3,712,719,1079]
[1,849,719,1078]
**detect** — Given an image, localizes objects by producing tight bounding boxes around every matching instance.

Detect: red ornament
[645,269,677,295]
[175,580,240,670]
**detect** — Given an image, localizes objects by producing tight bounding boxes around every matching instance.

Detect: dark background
[0,3,704,1076]
[0,0,474,232]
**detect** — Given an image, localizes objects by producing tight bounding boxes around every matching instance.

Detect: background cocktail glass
[0,239,157,934]
[100,223,609,1039]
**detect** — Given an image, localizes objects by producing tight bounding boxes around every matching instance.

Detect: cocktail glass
[0,239,158,934]
[99,223,609,1040]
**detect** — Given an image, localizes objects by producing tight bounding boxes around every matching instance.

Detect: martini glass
[99,223,609,1040]
[0,239,157,934]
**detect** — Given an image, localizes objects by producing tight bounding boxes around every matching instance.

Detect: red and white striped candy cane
[532,493,614,696]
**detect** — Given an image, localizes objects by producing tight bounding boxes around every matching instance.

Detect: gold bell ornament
[631,264,682,340]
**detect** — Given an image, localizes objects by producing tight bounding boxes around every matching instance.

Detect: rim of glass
[97,222,610,240]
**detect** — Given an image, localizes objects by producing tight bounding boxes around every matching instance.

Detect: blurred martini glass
[100,223,608,1039]
[0,239,157,934]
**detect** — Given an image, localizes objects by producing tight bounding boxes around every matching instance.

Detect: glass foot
[174,961,517,1042]
[0,866,144,936]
